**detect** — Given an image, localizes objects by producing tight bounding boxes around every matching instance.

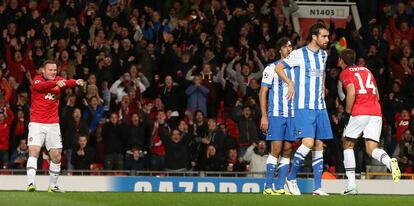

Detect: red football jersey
[30,75,77,124]
[339,65,382,117]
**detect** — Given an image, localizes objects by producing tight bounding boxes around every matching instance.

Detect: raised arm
[249,52,265,79]
[185,66,197,81]
[31,78,58,91]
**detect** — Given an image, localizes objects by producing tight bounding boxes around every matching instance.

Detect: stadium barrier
[0,174,413,194]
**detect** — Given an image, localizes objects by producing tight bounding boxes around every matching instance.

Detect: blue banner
[111,177,314,193]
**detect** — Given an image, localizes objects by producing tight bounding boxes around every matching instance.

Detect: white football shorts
[28,122,62,150]
[344,115,382,142]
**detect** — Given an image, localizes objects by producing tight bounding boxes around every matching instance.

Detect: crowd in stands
[0,0,413,176]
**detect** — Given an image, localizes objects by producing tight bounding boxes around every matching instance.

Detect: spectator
[410,107,414,130]
[116,95,138,124]
[8,138,29,169]
[200,118,225,159]
[149,110,170,171]
[365,44,384,74]
[164,129,193,171]
[84,84,104,105]
[123,113,148,152]
[130,64,150,102]
[9,109,28,154]
[0,103,14,168]
[190,64,221,118]
[395,109,411,145]
[0,69,11,104]
[158,75,185,121]
[196,144,222,171]
[0,0,410,174]
[383,81,410,130]
[71,135,96,170]
[243,140,268,177]
[219,123,239,156]
[232,105,259,156]
[102,112,125,170]
[185,74,209,116]
[82,96,105,135]
[61,108,88,170]
[110,72,145,104]
[393,129,414,172]
[194,110,208,138]
[223,148,246,172]
[124,147,147,171]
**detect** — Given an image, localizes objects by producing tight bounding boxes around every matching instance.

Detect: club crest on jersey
[263,72,269,79]
[34,80,41,84]
[29,137,33,142]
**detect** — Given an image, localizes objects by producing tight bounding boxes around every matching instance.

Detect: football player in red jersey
[26,60,84,192]
[339,49,401,195]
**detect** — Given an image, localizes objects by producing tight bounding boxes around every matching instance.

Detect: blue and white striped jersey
[281,47,327,110]
[261,60,295,117]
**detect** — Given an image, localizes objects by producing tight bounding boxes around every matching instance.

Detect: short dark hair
[307,22,328,42]
[42,59,57,67]
[339,49,356,66]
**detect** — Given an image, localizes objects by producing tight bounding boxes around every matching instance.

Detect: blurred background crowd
[0,0,413,176]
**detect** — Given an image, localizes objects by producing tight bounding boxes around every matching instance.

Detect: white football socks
[266,154,278,165]
[343,149,356,189]
[372,148,391,171]
[26,157,38,186]
[49,162,61,187]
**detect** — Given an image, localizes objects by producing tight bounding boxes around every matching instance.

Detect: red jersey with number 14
[30,75,77,124]
[339,65,382,117]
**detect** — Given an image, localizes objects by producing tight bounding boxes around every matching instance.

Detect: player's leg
[286,110,315,195]
[46,124,64,192]
[363,116,401,182]
[26,145,41,192]
[342,115,366,194]
[285,137,312,195]
[275,116,295,194]
[342,138,358,195]
[366,140,401,182]
[312,109,333,196]
[288,109,315,181]
[48,148,63,191]
[312,139,324,192]
[26,123,46,192]
[274,141,292,194]
[263,116,284,195]
[288,139,314,179]
[263,141,283,195]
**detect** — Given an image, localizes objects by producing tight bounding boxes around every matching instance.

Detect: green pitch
[1,192,413,206]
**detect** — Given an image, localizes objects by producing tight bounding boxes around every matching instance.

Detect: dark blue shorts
[294,109,333,140]
[266,116,296,142]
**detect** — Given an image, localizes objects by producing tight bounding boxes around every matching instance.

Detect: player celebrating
[338,49,401,195]
[274,22,333,195]
[260,37,294,195]
[26,60,84,192]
